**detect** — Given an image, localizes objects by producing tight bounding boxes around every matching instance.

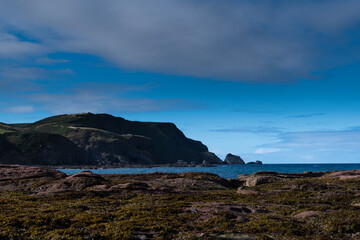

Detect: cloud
[0,66,74,92]
[247,127,360,162]
[254,148,281,154]
[2,106,34,114]
[262,128,360,151]
[26,90,205,114]
[286,113,325,118]
[0,0,360,82]
[35,57,69,65]
[0,31,45,59]
[211,126,283,134]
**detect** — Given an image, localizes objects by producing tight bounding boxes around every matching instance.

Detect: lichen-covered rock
[294,211,321,219]
[323,170,360,180]
[238,171,326,187]
[44,171,106,193]
[237,188,259,195]
[68,171,105,180]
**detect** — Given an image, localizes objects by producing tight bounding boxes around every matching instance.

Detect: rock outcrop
[0,164,66,181]
[0,165,236,195]
[224,153,245,164]
[323,170,360,180]
[238,171,326,187]
[0,113,222,166]
[247,160,262,165]
[293,211,321,219]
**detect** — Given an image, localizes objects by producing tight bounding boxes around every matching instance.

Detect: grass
[0,129,13,134]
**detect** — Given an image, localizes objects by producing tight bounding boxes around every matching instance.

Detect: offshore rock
[224,153,245,164]
[247,160,263,165]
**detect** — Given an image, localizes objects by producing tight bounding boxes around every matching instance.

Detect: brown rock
[244,176,279,187]
[294,211,320,219]
[110,182,150,191]
[324,170,360,180]
[238,171,326,187]
[237,188,259,195]
[42,171,105,193]
[0,164,66,181]
[68,171,105,180]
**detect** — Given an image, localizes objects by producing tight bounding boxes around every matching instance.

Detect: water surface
[59,163,360,179]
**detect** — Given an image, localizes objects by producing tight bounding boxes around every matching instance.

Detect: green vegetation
[1,175,360,239]
[0,113,222,165]
[0,129,12,134]
[0,122,18,134]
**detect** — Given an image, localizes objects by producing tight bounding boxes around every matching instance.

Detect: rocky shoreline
[1,164,360,239]
[52,162,219,169]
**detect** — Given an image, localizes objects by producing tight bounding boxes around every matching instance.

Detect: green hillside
[0,113,222,166]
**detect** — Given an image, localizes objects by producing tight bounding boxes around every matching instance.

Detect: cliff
[0,113,221,166]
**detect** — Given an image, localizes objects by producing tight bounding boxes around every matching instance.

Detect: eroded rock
[0,164,66,181]
[238,171,326,187]
[324,170,360,180]
[294,211,321,219]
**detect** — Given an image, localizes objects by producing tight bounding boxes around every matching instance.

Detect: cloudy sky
[1,0,360,163]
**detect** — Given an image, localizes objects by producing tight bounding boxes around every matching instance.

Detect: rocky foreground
[1,165,360,239]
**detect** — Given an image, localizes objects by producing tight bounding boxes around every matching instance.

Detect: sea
[59,163,360,179]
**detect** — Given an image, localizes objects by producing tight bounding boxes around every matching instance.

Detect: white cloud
[254,148,281,154]
[253,128,360,162]
[0,0,359,82]
[3,106,34,113]
[0,66,75,93]
[0,32,45,59]
[26,90,204,114]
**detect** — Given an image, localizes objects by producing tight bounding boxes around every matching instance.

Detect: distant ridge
[0,113,222,166]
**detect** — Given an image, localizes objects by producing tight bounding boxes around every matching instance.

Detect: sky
[0,0,360,163]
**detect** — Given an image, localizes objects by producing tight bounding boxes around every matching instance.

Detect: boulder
[324,170,360,180]
[294,211,321,219]
[236,189,259,195]
[224,153,245,164]
[68,171,105,180]
[243,176,279,187]
[43,171,105,193]
[238,171,326,187]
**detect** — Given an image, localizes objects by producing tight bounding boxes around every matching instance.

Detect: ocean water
[59,163,360,179]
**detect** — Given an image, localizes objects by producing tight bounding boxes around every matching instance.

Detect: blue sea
[59,164,360,179]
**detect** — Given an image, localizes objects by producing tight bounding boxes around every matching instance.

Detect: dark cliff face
[224,153,245,164]
[0,113,222,165]
[0,132,93,165]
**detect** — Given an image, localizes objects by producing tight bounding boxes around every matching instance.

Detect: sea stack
[224,153,245,164]
[247,160,263,165]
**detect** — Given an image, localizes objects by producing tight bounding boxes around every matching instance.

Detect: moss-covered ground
[1,176,360,239]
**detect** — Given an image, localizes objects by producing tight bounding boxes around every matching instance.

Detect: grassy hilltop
[0,113,221,166]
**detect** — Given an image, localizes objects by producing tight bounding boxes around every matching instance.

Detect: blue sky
[0,0,360,163]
